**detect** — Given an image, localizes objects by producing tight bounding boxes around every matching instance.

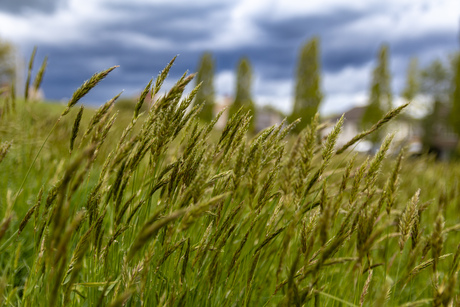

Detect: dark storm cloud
[36,42,206,104]
[0,0,66,14]
[254,10,364,43]
[4,1,458,112]
[105,2,227,43]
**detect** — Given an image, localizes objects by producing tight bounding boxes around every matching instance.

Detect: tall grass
[0,54,460,306]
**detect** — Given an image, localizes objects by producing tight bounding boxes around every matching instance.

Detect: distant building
[326,104,458,158]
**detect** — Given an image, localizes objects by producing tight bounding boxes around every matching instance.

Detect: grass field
[1,58,460,306]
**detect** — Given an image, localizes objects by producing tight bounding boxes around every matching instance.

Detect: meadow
[1,56,460,306]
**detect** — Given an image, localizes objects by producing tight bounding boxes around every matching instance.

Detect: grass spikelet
[350,157,369,205]
[155,239,186,273]
[24,46,36,101]
[0,141,12,164]
[81,91,122,142]
[304,116,343,196]
[319,182,332,246]
[385,149,404,214]
[127,207,188,262]
[254,226,286,256]
[278,118,301,141]
[115,193,137,227]
[303,210,319,259]
[256,155,282,211]
[62,65,119,116]
[107,288,135,307]
[407,254,452,279]
[449,243,460,278]
[94,110,118,154]
[51,210,86,288]
[181,238,190,284]
[18,202,38,235]
[432,212,445,274]
[217,107,244,148]
[34,186,44,232]
[360,269,373,307]
[340,153,356,194]
[193,221,213,268]
[298,114,319,177]
[32,55,47,97]
[134,78,153,119]
[410,205,423,250]
[212,203,242,243]
[336,103,409,154]
[69,105,84,153]
[152,55,177,98]
[62,222,95,303]
[322,115,344,162]
[364,133,395,191]
[399,189,420,251]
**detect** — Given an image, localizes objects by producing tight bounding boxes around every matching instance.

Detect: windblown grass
[0,54,460,306]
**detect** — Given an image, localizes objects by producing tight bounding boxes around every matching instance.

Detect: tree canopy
[291,37,322,132]
[449,54,460,138]
[229,57,255,129]
[194,52,215,122]
[361,45,392,144]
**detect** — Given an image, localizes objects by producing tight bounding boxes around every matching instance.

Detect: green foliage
[229,57,255,130]
[449,54,460,138]
[361,44,392,143]
[291,37,322,132]
[401,57,420,101]
[420,58,452,104]
[194,52,215,122]
[418,58,456,152]
[2,56,460,306]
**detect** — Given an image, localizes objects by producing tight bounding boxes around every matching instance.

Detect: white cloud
[215,70,235,96]
[0,0,126,46]
[323,64,373,94]
[320,92,368,115]
[333,0,460,41]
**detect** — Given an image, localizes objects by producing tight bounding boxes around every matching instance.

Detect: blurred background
[0,0,460,157]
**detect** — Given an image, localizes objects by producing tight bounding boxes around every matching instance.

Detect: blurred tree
[361,45,392,144]
[401,57,420,102]
[291,37,322,132]
[449,54,460,139]
[229,57,255,129]
[0,38,16,86]
[194,52,215,122]
[419,58,453,152]
[419,59,451,104]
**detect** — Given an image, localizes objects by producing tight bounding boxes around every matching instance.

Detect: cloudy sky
[0,0,459,115]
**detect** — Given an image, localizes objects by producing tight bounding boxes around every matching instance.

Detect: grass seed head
[69,105,84,153]
[62,65,119,116]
